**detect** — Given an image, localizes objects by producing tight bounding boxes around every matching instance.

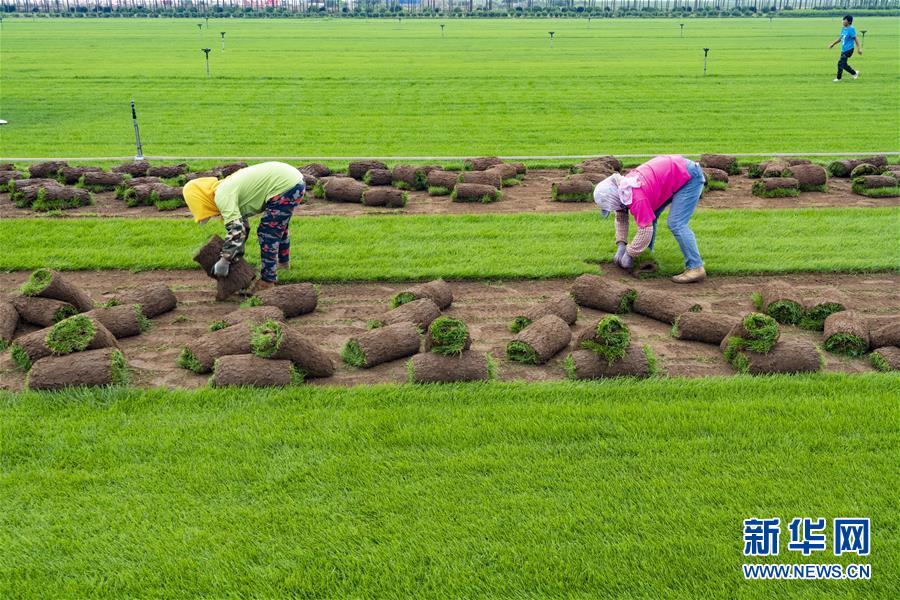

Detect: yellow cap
[183,177,222,223]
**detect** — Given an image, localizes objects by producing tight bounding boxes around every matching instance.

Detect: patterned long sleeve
[614,210,629,244]
[221,219,248,261]
[626,226,654,257]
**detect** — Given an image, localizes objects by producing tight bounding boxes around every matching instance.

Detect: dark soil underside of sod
[1,170,896,219]
[1,270,897,391]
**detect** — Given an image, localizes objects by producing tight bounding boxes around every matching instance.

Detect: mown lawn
[1,208,897,279]
[1,376,897,597]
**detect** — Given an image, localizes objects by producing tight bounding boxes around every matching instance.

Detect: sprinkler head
[703,47,710,56]
[220,31,226,39]
[549,31,555,38]
[197,23,203,31]
[202,48,211,56]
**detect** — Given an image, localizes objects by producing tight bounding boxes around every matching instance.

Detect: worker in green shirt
[183,162,305,293]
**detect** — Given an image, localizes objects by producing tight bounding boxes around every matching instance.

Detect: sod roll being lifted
[672,311,740,345]
[348,160,388,180]
[84,304,151,339]
[342,322,421,368]
[870,346,900,372]
[253,283,318,318]
[178,321,253,373]
[20,268,93,313]
[112,282,178,318]
[758,280,804,325]
[250,320,335,378]
[509,294,578,333]
[392,279,453,309]
[720,312,780,358]
[632,289,702,325]
[376,298,441,331]
[507,314,572,364]
[210,305,285,331]
[565,346,655,379]
[823,311,870,356]
[362,188,407,208]
[0,300,18,350]
[11,296,78,327]
[452,183,501,203]
[27,348,129,391]
[571,275,636,314]
[211,354,302,388]
[193,235,258,301]
[407,351,492,383]
[576,315,631,362]
[727,339,821,375]
[423,316,471,356]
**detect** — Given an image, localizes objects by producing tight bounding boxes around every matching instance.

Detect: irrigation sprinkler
[703,48,710,76]
[588,16,592,29]
[679,23,684,37]
[220,31,226,51]
[205,16,209,29]
[860,30,867,47]
[130,100,144,160]
[440,24,445,38]
[202,48,212,78]
[197,23,203,34]
[549,31,555,48]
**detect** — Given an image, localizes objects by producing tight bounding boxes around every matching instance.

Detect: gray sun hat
[593,173,624,217]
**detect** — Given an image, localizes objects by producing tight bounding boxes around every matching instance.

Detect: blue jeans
[648,159,705,270]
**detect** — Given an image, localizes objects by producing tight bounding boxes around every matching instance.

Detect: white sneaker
[833,78,841,82]
[852,71,859,80]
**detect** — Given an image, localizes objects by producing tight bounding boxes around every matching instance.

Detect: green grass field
[2,376,898,598]
[1,17,898,157]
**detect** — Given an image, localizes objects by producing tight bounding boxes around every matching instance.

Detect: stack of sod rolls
[508,294,578,334]
[565,315,656,379]
[721,312,820,375]
[407,316,495,383]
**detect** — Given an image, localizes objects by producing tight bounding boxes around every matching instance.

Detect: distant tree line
[3,0,898,16]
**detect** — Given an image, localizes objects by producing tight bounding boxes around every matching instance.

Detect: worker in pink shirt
[594,155,706,283]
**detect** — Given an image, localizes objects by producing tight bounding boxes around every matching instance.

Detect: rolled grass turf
[45,314,118,356]
[362,188,407,208]
[422,316,471,356]
[799,290,848,331]
[551,178,594,202]
[11,296,78,327]
[177,322,253,374]
[26,347,129,391]
[112,160,150,177]
[761,158,789,178]
[391,279,453,310]
[250,319,334,378]
[147,164,187,179]
[464,156,503,171]
[576,315,631,363]
[509,294,578,333]
[0,300,18,350]
[849,163,880,178]
[210,354,302,388]
[726,339,822,375]
[252,283,318,318]
[758,280,804,325]
[10,328,53,372]
[720,312,780,358]
[407,351,492,383]
[32,185,93,212]
[426,170,459,195]
[322,177,367,203]
[486,163,520,185]
[699,154,739,175]
[459,170,502,189]
[348,160,388,180]
[632,289,702,325]
[28,160,68,179]
[376,297,441,332]
[342,322,421,368]
[20,268,93,312]
[702,167,729,184]
[782,164,828,192]
[565,345,655,379]
[300,163,331,179]
[823,311,870,357]
[110,282,177,318]
[122,183,182,208]
[193,235,258,301]
[78,171,125,192]
[451,183,501,203]
[575,156,622,173]
[391,165,428,190]
[571,275,637,314]
[867,316,900,349]
[869,346,900,372]
[752,177,800,198]
[84,304,151,339]
[210,305,285,332]
[671,311,740,345]
[59,165,103,185]
[828,155,886,177]
[363,168,393,186]
[851,174,899,198]
[506,314,572,365]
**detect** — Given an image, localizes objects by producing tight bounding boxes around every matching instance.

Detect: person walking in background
[830,14,861,82]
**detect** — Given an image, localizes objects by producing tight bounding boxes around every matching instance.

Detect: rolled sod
[210,305,285,331]
[300,163,331,179]
[216,162,248,177]
[719,312,780,357]
[210,354,301,388]
[510,294,578,333]
[391,165,427,190]
[178,321,253,374]
[363,168,393,186]
[111,282,178,318]
[726,339,821,375]
[20,268,93,312]
[113,160,151,177]
[407,351,492,384]
[32,185,93,212]
[487,163,520,185]
[45,314,118,356]
[342,322,421,368]
[699,154,739,175]
[0,170,25,188]
[576,156,622,173]
[123,183,182,207]
[363,188,407,208]
[852,175,899,198]
[8,179,57,208]
[451,183,501,203]
[870,346,900,372]
[11,296,78,327]
[0,300,18,350]
[59,166,103,185]
[752,177,800,198]
[348,160,388,180]
[565,345,655,380]
[253,283,318,318]
[672,311,741,345]
[250,320,334,378]
[459,170,502,189]
[322,177,367,203]
[193,235,258,301]
[799,291,848,331]
[551,178,594,202]
[573,172,611,185]
[426,170,460,195]
[423,316,471,356]
[850,163,880,179]
[147,164,187,178]
[576,315,631,363]
[464,156,503,171]
[823,311,870,356]
[79,171,125,192]
[28,161,68,179]
[571,274,636,314]
[632,289,702,325]
[826,157,886,178]
[782,164,828,192]
[506,314,572,364]
[702,167,729,184]
[377,297,441,331]
[9,328,53,371]
[868,317,900,349]
[759,280,804,325]
[84,304,151,339]
[391,279,453,309]
[761,159,789,178]
[27,348,129,391]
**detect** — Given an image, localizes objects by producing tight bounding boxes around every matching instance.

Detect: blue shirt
[841,25,856,52]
